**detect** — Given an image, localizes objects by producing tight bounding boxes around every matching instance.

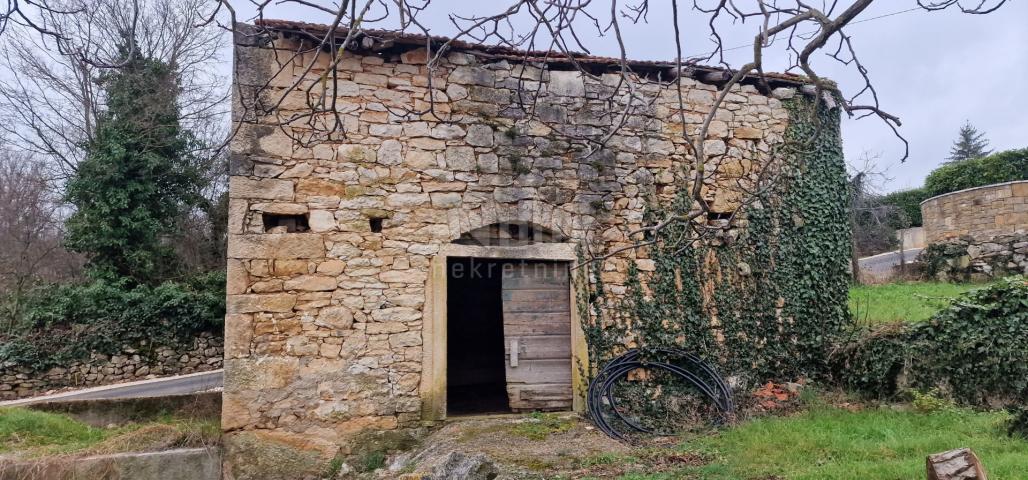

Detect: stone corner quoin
[221,23,822,478]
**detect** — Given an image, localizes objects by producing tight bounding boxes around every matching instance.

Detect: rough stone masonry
[223,21,826,478]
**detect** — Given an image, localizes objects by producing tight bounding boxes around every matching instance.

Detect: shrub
[880,187,929,227]
[835,277,1028,407]
[923,148,1028,198]
[906,276,1028,405]
[832,322,910,397]
[0,271,225,370]
[909,389,956,413]
[358,451,386,472]
[1008,405,1028,439]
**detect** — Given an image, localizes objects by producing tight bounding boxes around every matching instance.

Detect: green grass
[848,282,987,324]
[510,412,575,440]
[674,406,1028,480]
[0,407,107,455]
[573,403,1027,480]
[0,407,219,459]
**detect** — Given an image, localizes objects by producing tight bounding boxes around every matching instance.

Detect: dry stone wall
[920,232,1028,281]
[919,181,1028,281]
[225,28,800,477]
[0,333,223,401]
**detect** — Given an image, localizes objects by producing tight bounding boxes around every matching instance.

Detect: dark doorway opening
[447,257,509,415]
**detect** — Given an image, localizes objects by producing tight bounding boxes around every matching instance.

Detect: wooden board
[501,261,573,411]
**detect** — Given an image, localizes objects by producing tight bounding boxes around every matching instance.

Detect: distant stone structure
[921,180,1028,244]
[223,20,840,478]
[919,180,1028,280]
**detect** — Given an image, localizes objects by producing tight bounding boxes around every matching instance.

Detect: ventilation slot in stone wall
[707,211,734,223]
[369,217,384,233]
[263,213,309,233]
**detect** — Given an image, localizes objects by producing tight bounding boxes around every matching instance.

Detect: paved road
[0,369,223,406]
[858,248,923,279]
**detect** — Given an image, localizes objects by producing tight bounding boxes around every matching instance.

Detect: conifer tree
[947,121,992,164]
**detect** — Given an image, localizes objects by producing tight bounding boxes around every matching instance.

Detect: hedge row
[881,148,1028,227]
[924,148,1028,198]
[0,272,225,371]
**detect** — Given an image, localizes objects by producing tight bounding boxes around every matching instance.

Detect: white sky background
[233,1,1028,193]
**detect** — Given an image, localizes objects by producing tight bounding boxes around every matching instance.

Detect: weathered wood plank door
[501,261,573,411]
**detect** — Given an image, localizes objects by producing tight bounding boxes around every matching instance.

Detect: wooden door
[501,261,573,411]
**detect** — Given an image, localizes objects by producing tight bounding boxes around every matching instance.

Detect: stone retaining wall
[0,333,223,401]
[919,231,1028,281]
[921,180,1028,244]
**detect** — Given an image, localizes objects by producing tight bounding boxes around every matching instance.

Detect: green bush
[832,323,910,397]
[909,389,957,413]
[880,188,929,227]
[1008,405,1028,439]
[0,272,224,370]
[835,277,1028,406]
[923,148,1028,198]
[878,149,1027,228]
[907,276,1028,405]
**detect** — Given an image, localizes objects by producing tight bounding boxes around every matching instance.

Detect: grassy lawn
[848,282,988,324]
[612,406,1026,480]
[0,407,106,456]
[684,406,1025,480]
[0,407,219,459]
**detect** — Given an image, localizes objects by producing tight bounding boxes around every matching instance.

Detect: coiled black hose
[586,348,734,441]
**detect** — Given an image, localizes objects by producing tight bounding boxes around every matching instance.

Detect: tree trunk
[926,448,988,480]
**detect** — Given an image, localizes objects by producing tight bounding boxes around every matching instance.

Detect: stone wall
[896,227,925,250]
[224,24,820,478]
[0,333,223,401]
[921,180,1028,244]
[919,231,1028,282]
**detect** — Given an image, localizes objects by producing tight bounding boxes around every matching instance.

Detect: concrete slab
[0,448,221,480]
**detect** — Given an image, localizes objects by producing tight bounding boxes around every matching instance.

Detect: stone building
[223,20,835,478]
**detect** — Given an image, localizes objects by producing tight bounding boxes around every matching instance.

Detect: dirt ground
[376,412,705,479]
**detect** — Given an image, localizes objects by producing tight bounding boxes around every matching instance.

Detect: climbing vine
[581,96,852,385]
[833,276,1028,407]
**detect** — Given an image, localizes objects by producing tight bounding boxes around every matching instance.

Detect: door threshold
[446,411,520,420]
[445,410,575,421]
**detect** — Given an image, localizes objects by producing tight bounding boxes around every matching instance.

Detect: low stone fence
[919,231,1028,281]
[0,333,223,401]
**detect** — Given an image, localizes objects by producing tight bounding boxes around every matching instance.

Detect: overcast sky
[240,1,1028,193]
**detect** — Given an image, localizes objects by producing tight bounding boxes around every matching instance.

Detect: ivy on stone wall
[582,96,852,385]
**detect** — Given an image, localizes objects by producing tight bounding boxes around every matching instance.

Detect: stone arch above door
[454,222,566,246]
[444,199,589,244]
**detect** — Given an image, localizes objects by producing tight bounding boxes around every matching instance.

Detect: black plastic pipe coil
[586,348,735,441]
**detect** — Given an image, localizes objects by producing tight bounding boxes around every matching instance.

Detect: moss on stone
[223,431,331,480]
